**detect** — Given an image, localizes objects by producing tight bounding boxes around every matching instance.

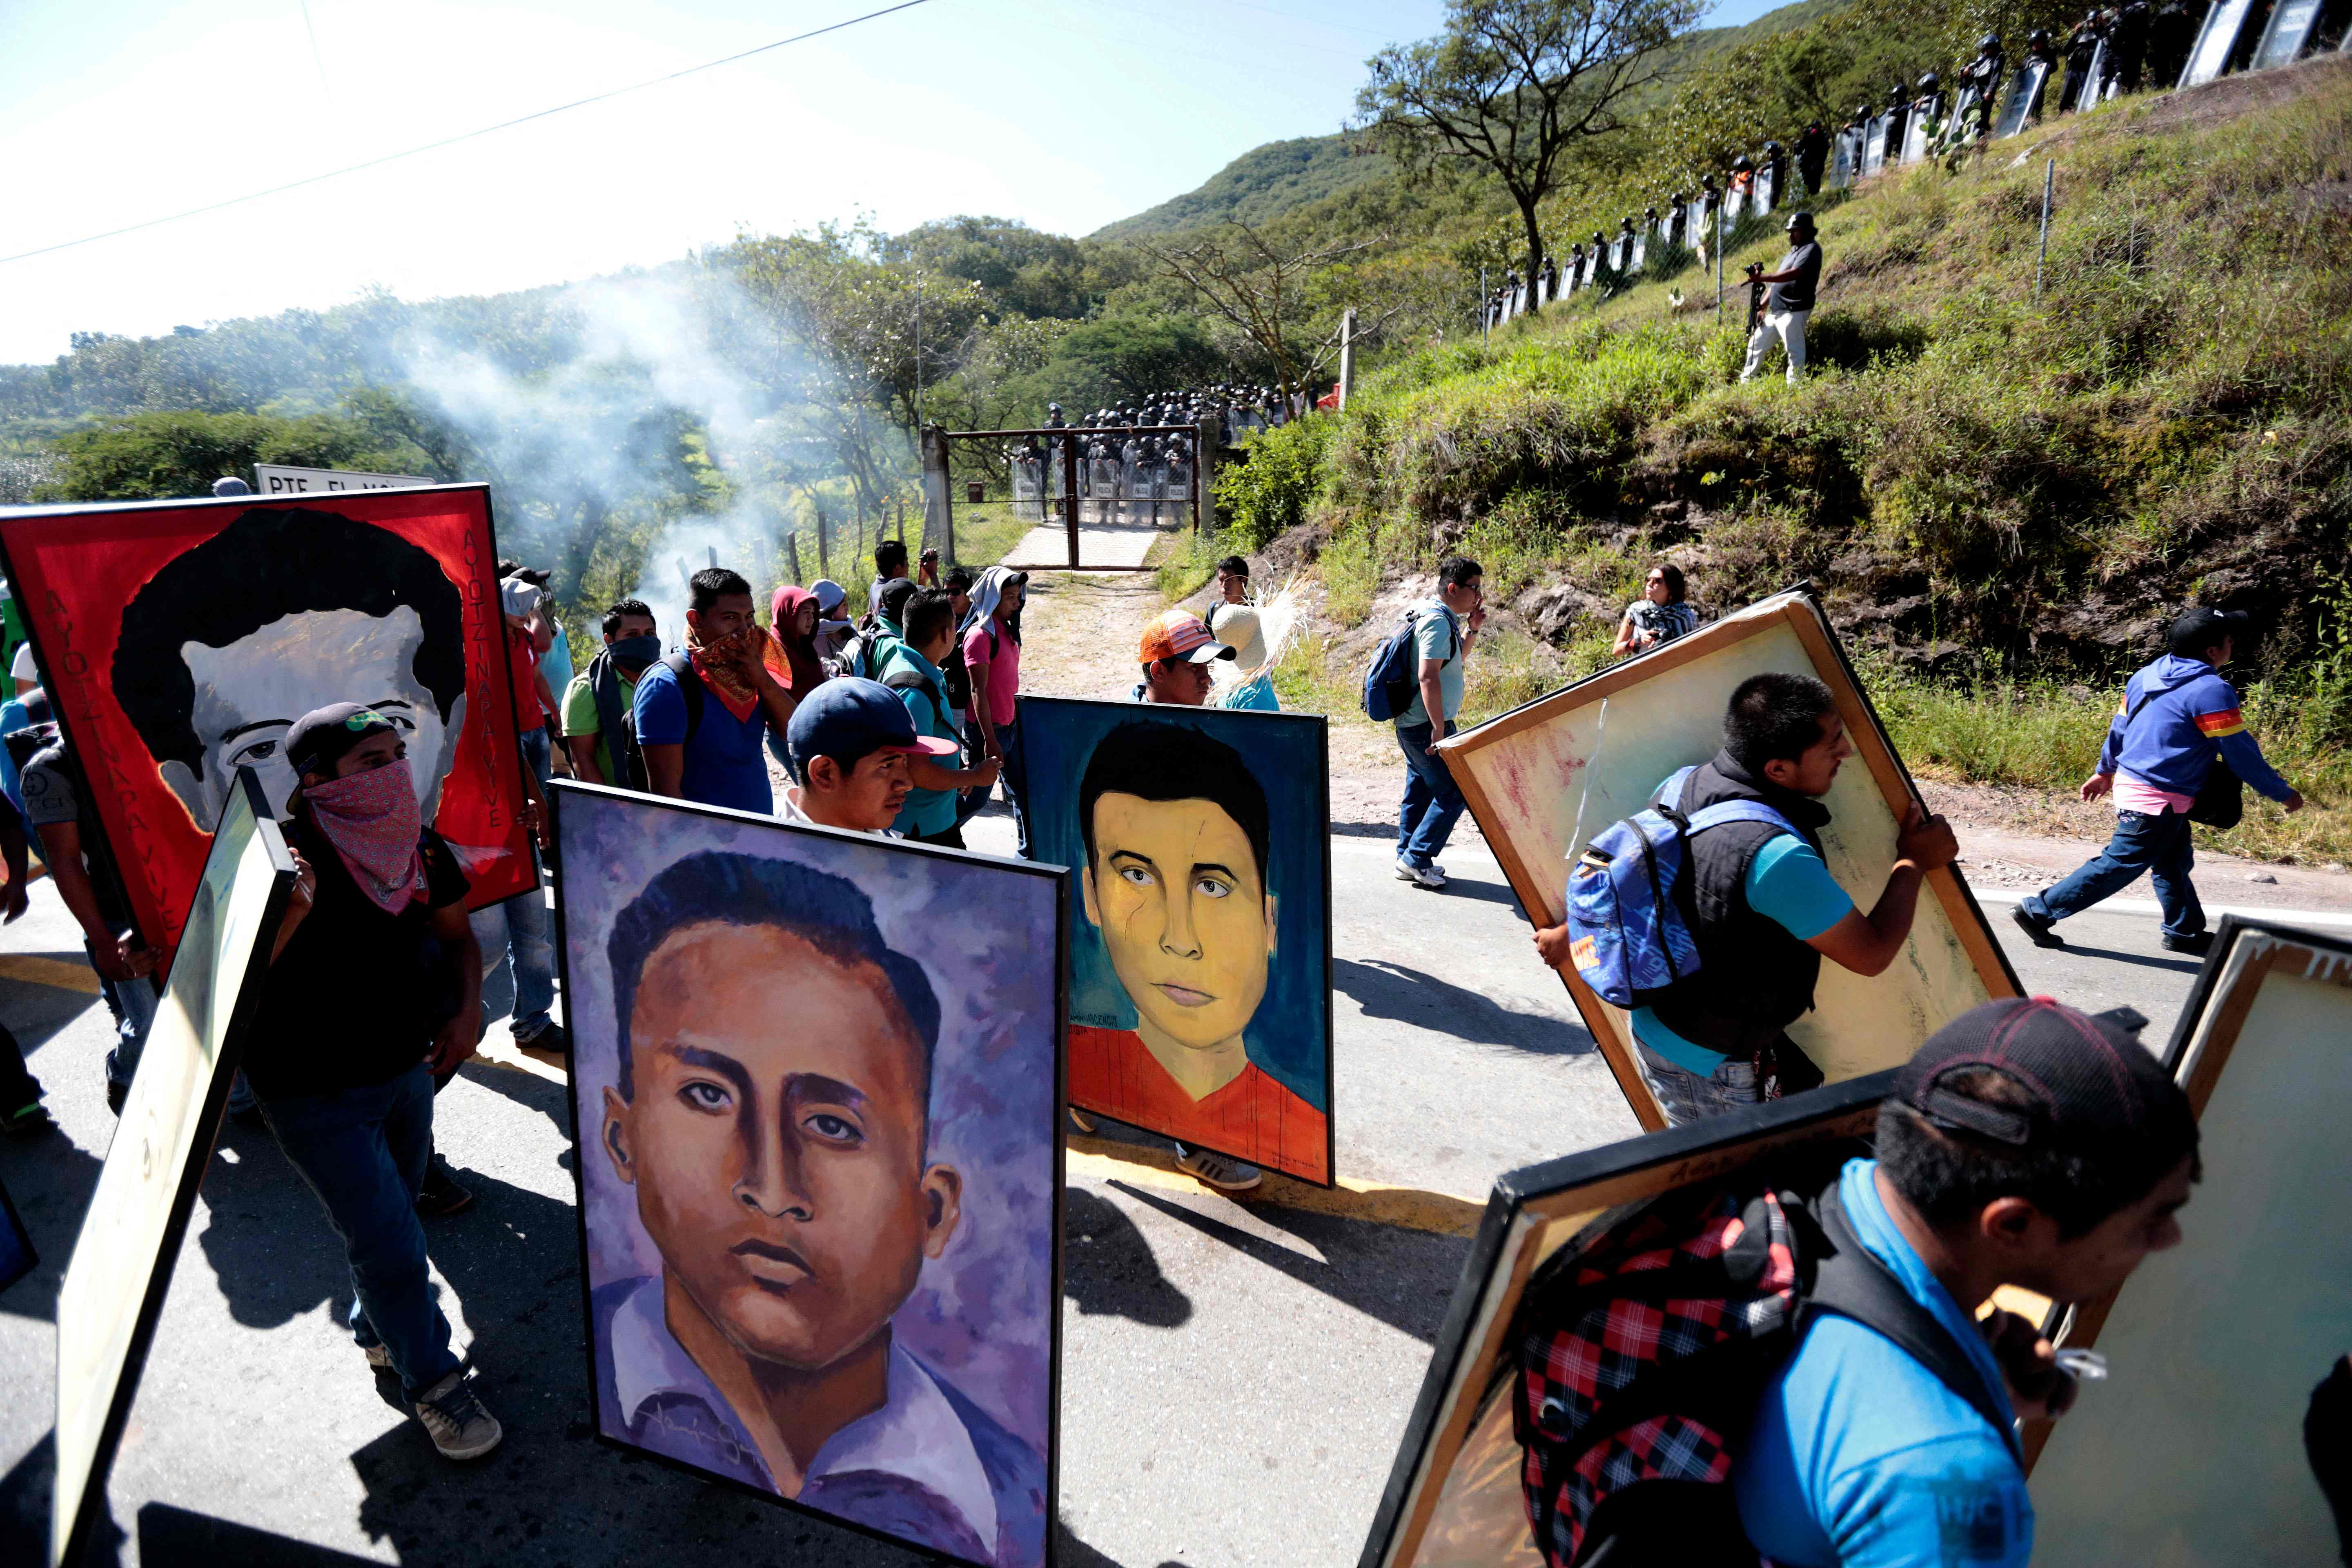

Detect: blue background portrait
[1019,697,1330,1111]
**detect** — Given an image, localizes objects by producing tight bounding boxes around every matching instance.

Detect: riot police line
[1482,0,2347,331]
[1001,387,1311,524]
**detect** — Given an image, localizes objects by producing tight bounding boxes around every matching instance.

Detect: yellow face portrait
[1080,792,1276,1056]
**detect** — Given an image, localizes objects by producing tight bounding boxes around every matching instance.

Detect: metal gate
[924,423,1210,572]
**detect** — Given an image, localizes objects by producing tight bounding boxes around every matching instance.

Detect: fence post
[2036,158,2056,301]
[1196,417,1216,537]
[786,528,803,586]
[920,424,953,564]
[1062,425,1081,569]
[816,506,829,580]
[1479,266,1488,341]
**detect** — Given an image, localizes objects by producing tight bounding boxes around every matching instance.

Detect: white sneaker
[415,1370,504,1461]
[1394,858,1446,890]
[1174,1143,1263,1192]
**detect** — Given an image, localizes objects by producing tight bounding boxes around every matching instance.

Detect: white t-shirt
[11,641,39,688]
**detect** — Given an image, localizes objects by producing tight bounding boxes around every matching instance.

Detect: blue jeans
[1395,722,1467,869]
[259,1065,459,1399]
[517,724,553,786]
[474,862,555,1041]
[2023,808,2205,939]
[964,719,1029,857]
[1636,1042,1763,1127]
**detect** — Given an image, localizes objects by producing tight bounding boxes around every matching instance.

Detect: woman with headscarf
[958,567,1030,854]
[765,585,827,697]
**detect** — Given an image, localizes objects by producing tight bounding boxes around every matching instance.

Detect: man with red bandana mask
[248,702,504,1464]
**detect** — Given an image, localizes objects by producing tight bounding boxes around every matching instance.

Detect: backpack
[1562,764,1798,1009]
[1512,1161,2020,1568]
[2119,683,2243,830]
[618,652,700,786]
[832,615,899,681]
[882,667,954,742]
[1362,606,1458,723]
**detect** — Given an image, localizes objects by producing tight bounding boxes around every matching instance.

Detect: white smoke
[392,262,902,648]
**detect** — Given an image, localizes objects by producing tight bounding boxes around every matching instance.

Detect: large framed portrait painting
[552,783,1065,1568]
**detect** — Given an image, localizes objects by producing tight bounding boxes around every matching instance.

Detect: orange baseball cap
[1138,610,1236,665]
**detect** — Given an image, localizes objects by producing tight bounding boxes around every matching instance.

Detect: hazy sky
[0,0,1782,365]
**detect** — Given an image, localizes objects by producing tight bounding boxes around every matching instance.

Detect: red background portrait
[0,484,533,954]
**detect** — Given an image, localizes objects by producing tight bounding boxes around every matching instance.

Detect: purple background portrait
[557,790,1062,1456]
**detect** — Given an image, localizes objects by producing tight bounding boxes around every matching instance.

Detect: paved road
[1,804,2336,1566]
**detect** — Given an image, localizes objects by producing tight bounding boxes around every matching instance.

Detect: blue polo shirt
[632,659,773,815]
[1733,1158,2032,1567]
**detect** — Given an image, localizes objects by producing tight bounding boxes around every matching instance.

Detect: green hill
[1198,55,2352,865]
[1091,136,1396,241]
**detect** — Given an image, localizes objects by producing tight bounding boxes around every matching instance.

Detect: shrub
[1213,416,1333,550]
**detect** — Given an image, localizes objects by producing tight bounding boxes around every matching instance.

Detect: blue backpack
[1563,765,1800,1007]
[1362,607,1458,722]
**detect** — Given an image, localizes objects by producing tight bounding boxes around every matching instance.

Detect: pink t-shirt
[2112,770,2194,815]
[962,617,1021,727]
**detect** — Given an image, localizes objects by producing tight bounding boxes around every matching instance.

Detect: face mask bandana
[303,761,427,915]
[685,623,764,723]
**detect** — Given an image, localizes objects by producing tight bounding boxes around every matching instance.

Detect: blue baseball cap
[786,677,958,783]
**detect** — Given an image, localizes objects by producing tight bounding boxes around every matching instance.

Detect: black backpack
[618,652,701,788]
[1511,1159,2019,1567]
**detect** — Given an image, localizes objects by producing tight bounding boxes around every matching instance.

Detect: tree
[1042,310,1226,408]
[1356,0,1702,316]
[1136,223,1375,404]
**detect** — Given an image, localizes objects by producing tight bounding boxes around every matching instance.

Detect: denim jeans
[1636,1042,1764,1127]
[517,724,553,786]
[2022,808,2205,939]
[473,862,556,1042]
[260,1064,459,1399]
[1395,722,1468,870]
[964,719,1028,857]
[93,941,158,1090]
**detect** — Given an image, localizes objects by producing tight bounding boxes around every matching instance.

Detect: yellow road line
[0,953,101,995]
[1067,1136,1486,1238]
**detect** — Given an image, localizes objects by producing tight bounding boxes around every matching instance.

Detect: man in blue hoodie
[2013,608,2303,956]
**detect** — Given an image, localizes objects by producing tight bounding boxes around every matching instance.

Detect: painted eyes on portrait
[1192,874,1234,900]
[1116,864,1156,890]
[226,733,286,770]
[801,1109,865,1149]
[680,1080,734,1114]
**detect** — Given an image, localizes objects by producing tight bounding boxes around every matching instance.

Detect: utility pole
[1479,266,1488,341]
[1338,307,1357,411]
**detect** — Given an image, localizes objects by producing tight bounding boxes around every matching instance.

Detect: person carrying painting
[1535,672,1957,1126]
[777,677,961,836]
[248,703,502,1463]
[2012,607,2302,957]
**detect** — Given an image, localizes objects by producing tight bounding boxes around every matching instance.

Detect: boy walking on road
[1393,556,1483,891]
[2015,607,2303,956]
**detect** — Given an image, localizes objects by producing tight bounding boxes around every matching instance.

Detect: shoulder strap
[882,667,949,728]
[661,650,702,741]
[1802,1183,2023,1464]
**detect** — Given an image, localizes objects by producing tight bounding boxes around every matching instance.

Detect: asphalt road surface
[2,804,2343,1567]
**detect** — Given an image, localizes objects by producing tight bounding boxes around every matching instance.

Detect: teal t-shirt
[1631,832,1853,1073]
[1394,599,1464,729]
[878,643,959,837]
[1733,1158,2032,1567]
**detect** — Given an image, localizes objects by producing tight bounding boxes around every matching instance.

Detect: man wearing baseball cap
[247,703,504,1463]
[781,677,960,835]
[1132,608,1235,706]
[2016,606,2303,957]
[1737,997,2199,1566]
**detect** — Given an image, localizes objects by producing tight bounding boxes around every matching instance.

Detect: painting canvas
[1358,1073,1892,1568]
[1434,588,2019,1129]
[2028,918,2352,1565]
[50,768,295,1568]
[1018,696,1335,1187]
[0,484,534,954]
[552,783,1064,1568]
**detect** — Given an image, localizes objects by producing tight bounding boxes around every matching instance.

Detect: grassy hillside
[1191,56,2352,864]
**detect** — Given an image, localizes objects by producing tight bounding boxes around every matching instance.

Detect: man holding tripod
[1740,212,1823,384]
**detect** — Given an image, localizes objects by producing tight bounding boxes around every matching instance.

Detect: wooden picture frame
[2025,918,2352,1563]
[1435,587,2020,1129]
[1357,1071,1894,1568]
[50,768,297,1567]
